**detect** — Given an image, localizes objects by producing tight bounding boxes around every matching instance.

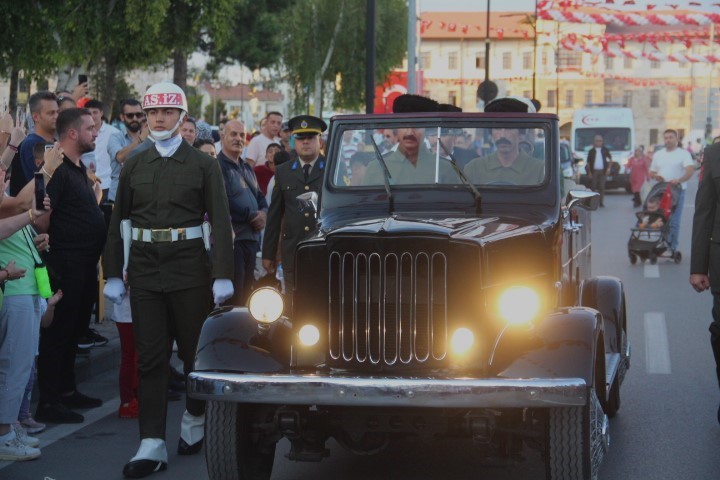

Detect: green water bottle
[34,264,52,299]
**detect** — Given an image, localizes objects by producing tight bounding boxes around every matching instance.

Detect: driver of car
[463,127,545,185]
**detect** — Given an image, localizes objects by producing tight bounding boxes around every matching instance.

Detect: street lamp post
[211,81,220,125]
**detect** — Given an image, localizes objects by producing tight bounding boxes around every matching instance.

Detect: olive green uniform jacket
[262,157,325,277]
[103,140,233,290]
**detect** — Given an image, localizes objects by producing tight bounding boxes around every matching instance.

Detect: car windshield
[575,127,631,152]
[330,123,549,189]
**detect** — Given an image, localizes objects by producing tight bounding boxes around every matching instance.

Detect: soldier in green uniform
[102,82,234,478]
[262,115,327,297]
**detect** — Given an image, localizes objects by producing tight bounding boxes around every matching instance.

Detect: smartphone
[78,74,88,85]
[34,172,46,210]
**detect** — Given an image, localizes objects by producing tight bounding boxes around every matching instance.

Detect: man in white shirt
[85,99,121,202]
[585,134,612,207]
[650,128,695,252]
[245,111,283,167]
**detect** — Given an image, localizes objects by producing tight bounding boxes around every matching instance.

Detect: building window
[624,57,634,69]
[650,89,660,108]
[523,52,533,70]
[584,90,593,106]
[448,91,457,106]
[649,128,659,145]
[650,60,661,69]
[605,56,614,70]
[677,128,685,141]
[523,90,531,99]
[502,52,512,70]
[547,90,557,108]
[622,90,633,107]
[558,52,581,68]
[475,52,485,69]
[604,90,613,103]
[420,52,431,69]
[565,89,574,107]
[678,91,686,107]
[542,51,548,66]
[448,52,458,70]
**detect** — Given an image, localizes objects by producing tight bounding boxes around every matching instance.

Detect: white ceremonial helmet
[142,81,188,141]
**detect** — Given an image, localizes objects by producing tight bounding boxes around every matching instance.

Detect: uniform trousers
[711,293,720,389]
[39,256,98,405]
[130,285,212,440]
[590,170,607,206]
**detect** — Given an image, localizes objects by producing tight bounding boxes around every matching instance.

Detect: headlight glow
[498,286,541,325]
[451,328,474,355]
[247,287,284,324]
[298,325,320,346]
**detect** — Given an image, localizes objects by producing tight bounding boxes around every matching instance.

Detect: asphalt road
[2,175,719,480]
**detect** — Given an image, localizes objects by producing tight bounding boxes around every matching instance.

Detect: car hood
[323,214,550,244]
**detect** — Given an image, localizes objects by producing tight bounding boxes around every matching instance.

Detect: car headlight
[298,325,320,346]
[450,328,474,355]
[247,287,284,324]
[498,286,540,326]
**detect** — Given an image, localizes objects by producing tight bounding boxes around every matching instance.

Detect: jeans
[668,188,685,251]
[225,239,259,307]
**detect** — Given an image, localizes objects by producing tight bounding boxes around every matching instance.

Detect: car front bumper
[188,372,587,408]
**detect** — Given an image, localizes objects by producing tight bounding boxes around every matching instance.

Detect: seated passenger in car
[463,127,545,185]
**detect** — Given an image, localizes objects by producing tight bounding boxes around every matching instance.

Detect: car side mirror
[297,191,318,219]
[565,189,600,212]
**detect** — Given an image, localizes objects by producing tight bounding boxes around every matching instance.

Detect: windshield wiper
[438,137,482,215]
[369,135,395,216]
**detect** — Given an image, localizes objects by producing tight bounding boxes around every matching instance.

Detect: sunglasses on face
[124,112,145,119]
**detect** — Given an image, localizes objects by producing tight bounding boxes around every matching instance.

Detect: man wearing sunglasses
[107,99,149,202]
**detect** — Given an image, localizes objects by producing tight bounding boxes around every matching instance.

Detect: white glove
[213,279,234,305]
[104,277,126,305]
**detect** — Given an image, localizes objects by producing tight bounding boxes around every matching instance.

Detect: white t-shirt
[650,147,694,190]
[246,134,281,166]
[94,122,122,187]
[593,147,605,170]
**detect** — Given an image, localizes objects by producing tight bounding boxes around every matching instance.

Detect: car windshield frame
[328,116,552,192]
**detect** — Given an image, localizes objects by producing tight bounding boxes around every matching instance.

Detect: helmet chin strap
[149,112,187,141]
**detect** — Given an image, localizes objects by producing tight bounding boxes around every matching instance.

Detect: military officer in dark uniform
[262,115,327,297]
[102,82,234,478]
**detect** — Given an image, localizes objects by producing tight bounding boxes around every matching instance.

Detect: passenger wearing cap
[262,115,326,297]
[245,111,283,167]
[363,94,458,185]
[462,96,545,186]
[102,81,234,478]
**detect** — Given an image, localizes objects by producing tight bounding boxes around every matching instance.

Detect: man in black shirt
[36,108,107,424]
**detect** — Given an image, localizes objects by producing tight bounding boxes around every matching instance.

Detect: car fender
[489,307,604,389]
[580,276,625,354]
[194,307,292,373]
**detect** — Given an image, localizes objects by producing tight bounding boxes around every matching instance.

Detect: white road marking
[644,264,660,278]
[0,397,120,471]
[644,312,672,374]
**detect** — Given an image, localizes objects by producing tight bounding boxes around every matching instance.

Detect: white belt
[131,225,203,243]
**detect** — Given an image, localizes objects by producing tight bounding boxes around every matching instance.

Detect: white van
[572,106,634,192]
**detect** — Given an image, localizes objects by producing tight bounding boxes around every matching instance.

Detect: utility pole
[533,0,538,100]
[365,0,376,114]
[408,0,417,94]
[484,0,491,88]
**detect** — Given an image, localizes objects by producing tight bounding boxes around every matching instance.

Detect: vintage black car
[188,112,630,480]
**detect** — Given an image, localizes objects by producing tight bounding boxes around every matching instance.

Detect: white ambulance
[573,105,634,192]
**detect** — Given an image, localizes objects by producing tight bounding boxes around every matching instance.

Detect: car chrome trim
[188,372,587,408]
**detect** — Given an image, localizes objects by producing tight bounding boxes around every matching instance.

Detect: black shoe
[167,389,182,402]
[88,328,109,347]
[36,402,85,424]
[77,336,94,349]
[177,437,203,455]
[60,390,103,409]
[123,459,167,478]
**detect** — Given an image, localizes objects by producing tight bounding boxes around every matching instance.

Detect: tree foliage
[282,0,407,113]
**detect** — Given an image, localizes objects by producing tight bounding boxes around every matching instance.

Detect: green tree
[204,99,226,125]
[282,0,406,113]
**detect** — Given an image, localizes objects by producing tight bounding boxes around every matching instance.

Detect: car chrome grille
[328,250,448,366]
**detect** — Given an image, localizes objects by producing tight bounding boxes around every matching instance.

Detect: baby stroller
[627,182,682,265]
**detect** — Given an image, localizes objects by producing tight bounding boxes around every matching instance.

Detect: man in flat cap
[262,115,327,297]
[363,94,457,185]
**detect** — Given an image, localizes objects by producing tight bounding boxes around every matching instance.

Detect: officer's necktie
[303,163,311,182]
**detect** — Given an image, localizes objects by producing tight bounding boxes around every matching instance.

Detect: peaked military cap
[392,94,439,113]
[484,96,541,113]
[288,115,327,135]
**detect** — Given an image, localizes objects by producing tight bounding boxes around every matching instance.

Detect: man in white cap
[102,81,234,478]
